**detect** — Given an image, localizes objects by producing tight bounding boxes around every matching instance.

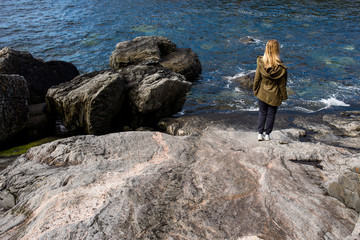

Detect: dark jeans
[258,99,278,135]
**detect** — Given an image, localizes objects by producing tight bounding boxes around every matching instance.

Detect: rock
[26,103,55,140]
[323,112,360,137]
[109,36,176,68]
[0,74,29,145]
[46,62,191,133]
[239,36,256,44]
[160,48,202,82]
[232,72,255,89]
[135,127,153,131]
[0,157,17,172]
[0,188,15,211]
[119,62,191,128]
[0,112,359,239]
[110,36,201,82]
[46,37,198,134]
[46,70,126,135]
[348,216,360,240]
[327,167,360,213]
[0,47,79,104]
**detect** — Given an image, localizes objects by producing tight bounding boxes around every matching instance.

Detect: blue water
[1,0,359,114]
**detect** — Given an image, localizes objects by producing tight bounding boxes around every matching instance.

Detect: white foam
[174,110,185,116]
[247,36,261,44]
[225,70,256,81]
[320,96,350,107]
[290,106,316,113]
[244,106,259,111]
[234,87,241,92]
[343,45,355,51]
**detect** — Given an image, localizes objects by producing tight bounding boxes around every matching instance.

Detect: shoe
[257,134,264,141]
[264,134,270,141]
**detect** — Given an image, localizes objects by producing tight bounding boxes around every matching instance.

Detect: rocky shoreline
[0,109,359,239]
[0,35,359,239]
[0,36,201,148]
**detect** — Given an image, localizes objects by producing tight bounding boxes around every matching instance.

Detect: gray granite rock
[0,113,359,239]
[323,111,360,137]
[46,70,126,135]
[239,36,256,44]
[232,71,255,89]
[119,62,191,128]
[46,62,191,134]
[328,167,360,213]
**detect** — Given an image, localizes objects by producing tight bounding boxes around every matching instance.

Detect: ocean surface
[1,0,359,114]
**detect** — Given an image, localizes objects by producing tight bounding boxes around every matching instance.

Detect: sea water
[1,0,359,114]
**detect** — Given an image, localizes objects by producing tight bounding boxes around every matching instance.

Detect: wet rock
[0,74,29,145]
[110,36,201,82]
[0,114,359,239]
[0,47,79,104]
[239,36,256,44]
[232,72,255,89]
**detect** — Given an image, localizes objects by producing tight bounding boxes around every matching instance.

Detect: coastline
[1,104,359,239]
[167,105,360,137]
[1,105,359,172]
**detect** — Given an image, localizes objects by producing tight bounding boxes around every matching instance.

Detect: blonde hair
[263,39,281,68]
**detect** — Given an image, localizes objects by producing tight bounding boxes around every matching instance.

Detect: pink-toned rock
[0,112,359,239]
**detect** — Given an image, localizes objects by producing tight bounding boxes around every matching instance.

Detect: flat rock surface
[0,111,359,239]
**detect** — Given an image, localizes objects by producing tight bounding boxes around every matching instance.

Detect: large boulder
[160,48,202,82]
[0,47,79,104]
[0,74,29,145]
[46,71,126,135]
[0,113,359,239]
[119,61,192,128]
[47,62,191,134]
[109,36,176,68]
[110,36,201,82]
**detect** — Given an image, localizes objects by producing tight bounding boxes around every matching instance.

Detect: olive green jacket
[253,56,288,106]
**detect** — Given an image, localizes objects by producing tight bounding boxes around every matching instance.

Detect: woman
[253,39,288,141]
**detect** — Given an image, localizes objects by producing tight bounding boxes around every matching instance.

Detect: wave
[225,70,256,81]
[284,96,350,113]
[320,96,350,108]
